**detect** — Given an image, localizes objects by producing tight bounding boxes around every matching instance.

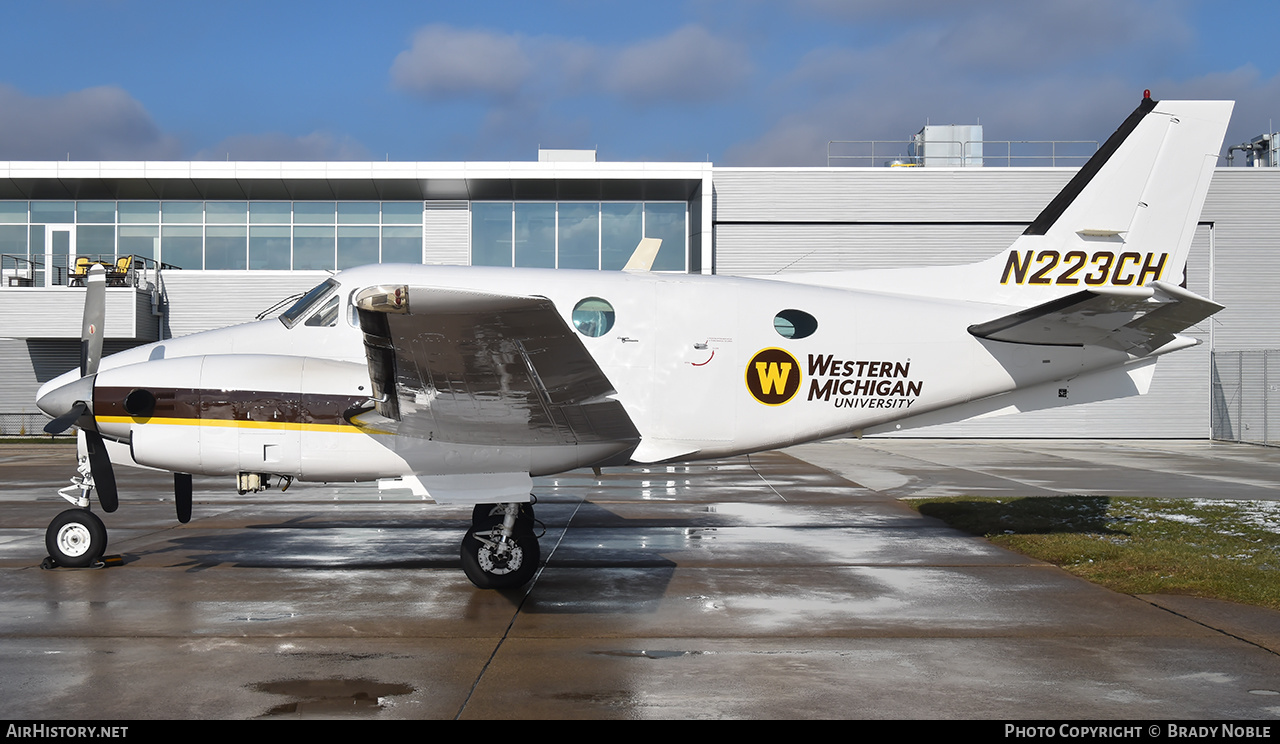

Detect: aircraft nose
[36,374,95,420]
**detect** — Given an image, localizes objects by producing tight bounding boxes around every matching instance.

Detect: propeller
[40,264,119,512]
[175,474,192,524]
[43,400,89,435]
[85,430,118,512]
[80,264,106,377]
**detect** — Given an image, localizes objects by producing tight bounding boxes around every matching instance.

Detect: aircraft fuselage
[39,264,1143,485]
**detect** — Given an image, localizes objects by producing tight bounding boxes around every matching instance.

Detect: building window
[0,200,431,271]
[470,201,687,271]
[514,203,555,269]
[471,203,514,267]
[206,226,247,270]
[338,226,378,269]
[558,203,600,270]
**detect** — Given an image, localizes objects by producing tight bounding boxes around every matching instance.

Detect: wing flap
[354,285,640,449]
[968,281,1222,354]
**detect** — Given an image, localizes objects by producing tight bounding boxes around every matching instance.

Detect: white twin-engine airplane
[37,94,1231,588]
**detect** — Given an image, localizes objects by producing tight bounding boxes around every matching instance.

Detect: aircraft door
[567,282,655,434]
[646,279,738,442]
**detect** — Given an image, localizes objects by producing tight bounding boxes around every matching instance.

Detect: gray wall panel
[1203,170,1280,351]
[714,223,1026,276]
[2,338,143,418]
[160,271,329,338]
[713,168,1074,223]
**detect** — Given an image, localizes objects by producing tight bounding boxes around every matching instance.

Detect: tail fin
[983,95,1233,303]
[784,96,1233,308]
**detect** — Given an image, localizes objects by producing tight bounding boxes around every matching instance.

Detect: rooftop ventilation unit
[1227,132,1279,167]
[910,124,983,167]
[538,149,597,163]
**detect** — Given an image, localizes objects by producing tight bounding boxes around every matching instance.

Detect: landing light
[355,285,410,314]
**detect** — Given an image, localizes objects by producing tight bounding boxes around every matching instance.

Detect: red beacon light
[1143,89,1151,99]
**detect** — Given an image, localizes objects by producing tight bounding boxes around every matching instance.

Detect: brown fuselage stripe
[95,386,368,426]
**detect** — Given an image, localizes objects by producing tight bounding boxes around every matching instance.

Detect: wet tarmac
[1,439,1279,719]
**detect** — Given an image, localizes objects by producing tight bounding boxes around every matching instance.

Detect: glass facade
[471,201,687,271]
[0,200,426,271]
[0,198,691,272]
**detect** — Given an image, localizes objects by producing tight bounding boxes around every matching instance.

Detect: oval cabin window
[773,309,817,339]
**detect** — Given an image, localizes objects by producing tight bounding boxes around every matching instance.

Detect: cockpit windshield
[279,279,339,329]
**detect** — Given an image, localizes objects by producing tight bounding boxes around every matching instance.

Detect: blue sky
[0,0,1276,165]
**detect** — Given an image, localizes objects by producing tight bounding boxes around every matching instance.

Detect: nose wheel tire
[46,509,108,568]
[460,526,539,590]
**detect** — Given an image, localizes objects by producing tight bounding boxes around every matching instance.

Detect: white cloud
[390,23,748,106]
[390,25,535,100]
[605,25,751,103]
[0,84,183,160]
[0,83,378,163]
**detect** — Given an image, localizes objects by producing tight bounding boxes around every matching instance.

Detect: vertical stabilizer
[983,95,1233,303]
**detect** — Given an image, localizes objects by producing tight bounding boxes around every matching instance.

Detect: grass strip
[905,495,1280,611]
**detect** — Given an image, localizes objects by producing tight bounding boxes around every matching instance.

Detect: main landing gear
[460,501,540,589]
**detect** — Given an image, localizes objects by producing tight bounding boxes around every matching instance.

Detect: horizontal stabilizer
[863,357,1159,435]
[968,281,1221,355]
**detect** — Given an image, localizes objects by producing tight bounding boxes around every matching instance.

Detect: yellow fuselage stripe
[97,415,357,433]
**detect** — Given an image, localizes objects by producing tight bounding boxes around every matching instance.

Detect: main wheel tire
[46,509,107,568]
[460,526,539,589]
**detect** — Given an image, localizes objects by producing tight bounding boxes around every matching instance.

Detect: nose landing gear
[43,454,111,569]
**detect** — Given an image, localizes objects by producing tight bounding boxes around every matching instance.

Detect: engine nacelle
[94,354,373,478]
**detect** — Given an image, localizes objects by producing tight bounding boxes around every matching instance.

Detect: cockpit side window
[304,295,341,327]
[279,279,338,328]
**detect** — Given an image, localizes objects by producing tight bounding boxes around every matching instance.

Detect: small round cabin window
[572,297,615,337]
[774,309,818,339]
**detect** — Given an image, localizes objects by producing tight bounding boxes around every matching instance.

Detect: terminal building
[1,142,1277,442]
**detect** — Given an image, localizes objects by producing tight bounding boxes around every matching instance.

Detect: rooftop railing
[826,139,1100,167]
[0,254,174,290]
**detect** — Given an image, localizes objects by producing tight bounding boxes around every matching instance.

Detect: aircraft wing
[967,281,1222,355]
[351,285,640,448]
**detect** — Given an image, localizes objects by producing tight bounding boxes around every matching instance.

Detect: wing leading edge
[352,284,640,450]
[967,281,1222,355]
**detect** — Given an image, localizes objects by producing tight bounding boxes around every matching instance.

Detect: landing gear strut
[460,502,540,589]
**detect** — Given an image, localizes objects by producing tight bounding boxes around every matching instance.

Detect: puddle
[594,649,699,659]
[254,678,414,717]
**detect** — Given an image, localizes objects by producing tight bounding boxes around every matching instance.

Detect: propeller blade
[84,429,118,513]
[43,401,88,435]
[81,264,106,377]
[175,473,192,524]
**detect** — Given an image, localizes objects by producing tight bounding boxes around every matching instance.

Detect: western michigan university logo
[746,348,801,405]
